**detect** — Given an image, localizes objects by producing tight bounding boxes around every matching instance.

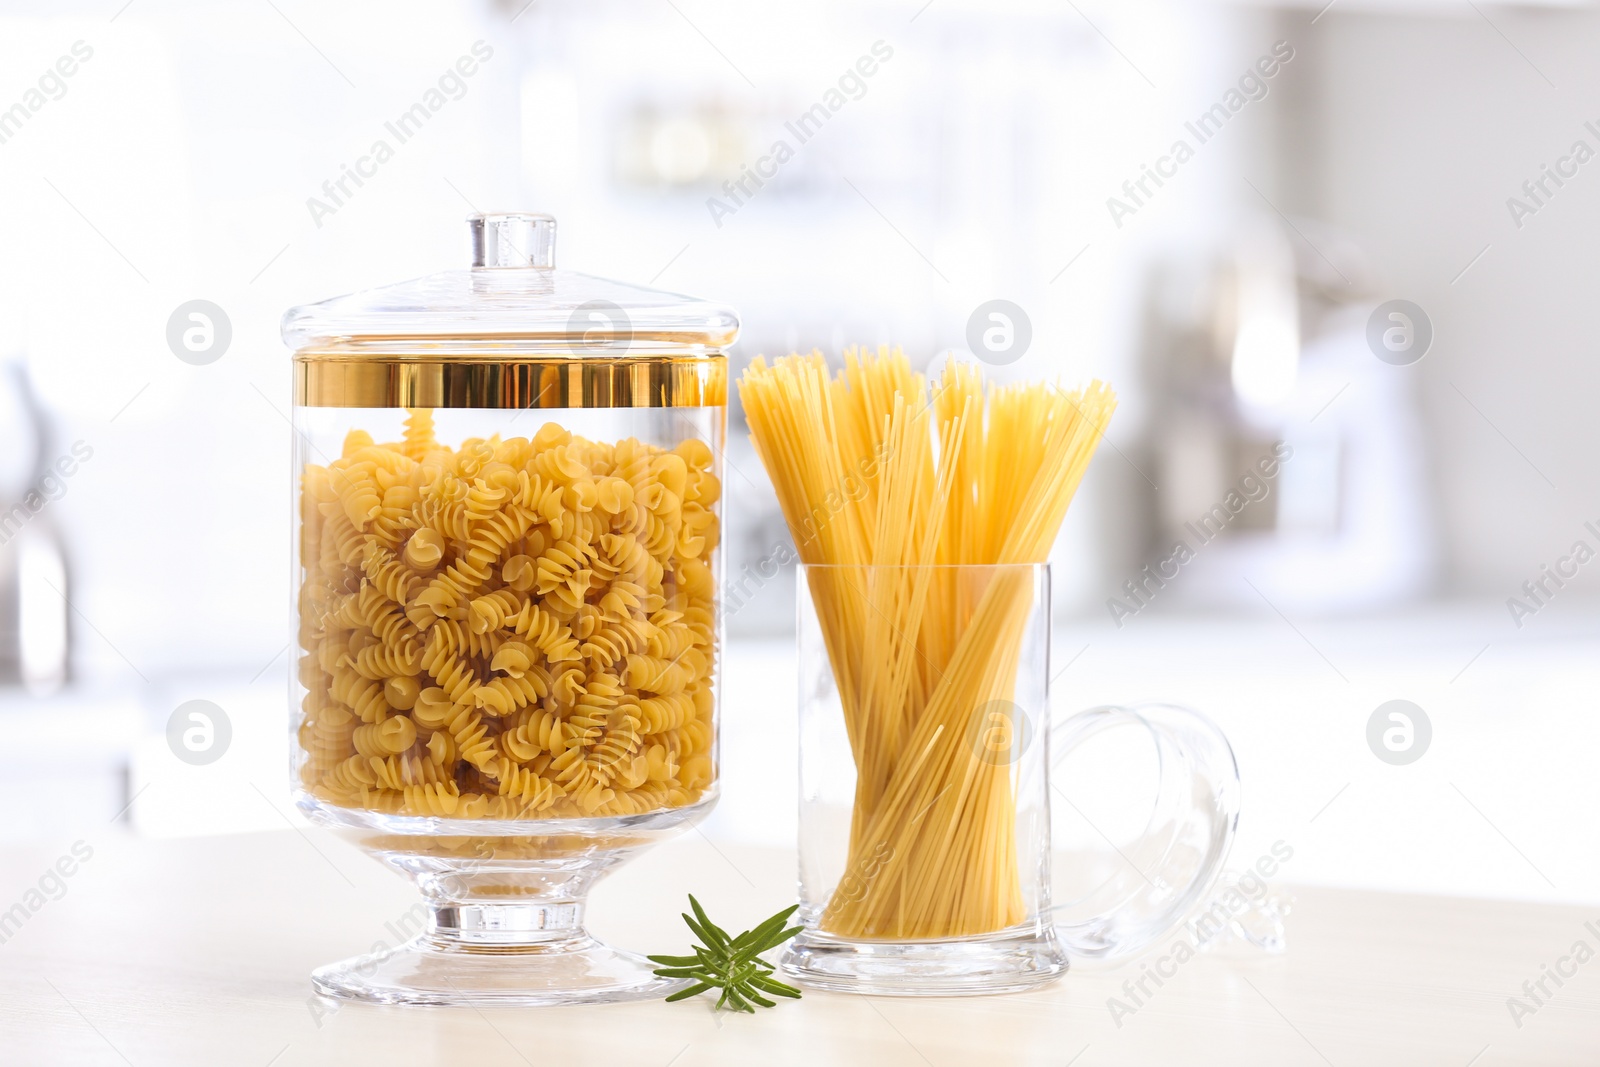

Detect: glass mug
[782,563,1240,994]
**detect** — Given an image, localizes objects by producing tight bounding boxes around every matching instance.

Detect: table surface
[1,828,1596,1066]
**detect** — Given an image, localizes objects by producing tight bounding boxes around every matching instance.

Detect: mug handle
[1048,703,1241,961]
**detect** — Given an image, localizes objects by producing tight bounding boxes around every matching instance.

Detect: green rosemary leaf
[742,986,776,1009]
[738,905,797,942]
[750,974,803,999]
[732,907,800,961]
[688,896,730,949]
[680,914,725,958]
[748,905,800,942]
[647,954,702,967]
[682,906,728,949]
[745,923,804,960]
[651,966,712,979]
[664,981,714,1003]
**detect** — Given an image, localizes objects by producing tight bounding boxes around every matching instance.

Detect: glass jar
[282,213,737,1006]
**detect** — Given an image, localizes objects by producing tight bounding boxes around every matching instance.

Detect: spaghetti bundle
[739,347,1115,939]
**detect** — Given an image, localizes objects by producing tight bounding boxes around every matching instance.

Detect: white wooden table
[1,828,1595,1066]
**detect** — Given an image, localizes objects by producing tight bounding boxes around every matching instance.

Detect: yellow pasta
[296,416,719,820]
[740,346,1115,940]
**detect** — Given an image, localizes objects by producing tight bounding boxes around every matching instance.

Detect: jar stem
[428,901,587,949]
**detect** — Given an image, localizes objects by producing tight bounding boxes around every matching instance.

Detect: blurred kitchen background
[0,0,1596,907]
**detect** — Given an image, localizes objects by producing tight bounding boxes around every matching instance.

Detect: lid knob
[470,213,556,269]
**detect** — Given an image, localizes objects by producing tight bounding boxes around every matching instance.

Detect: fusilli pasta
[296,414,719,820]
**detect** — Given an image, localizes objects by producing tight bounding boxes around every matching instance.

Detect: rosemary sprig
[648,895,804,1012]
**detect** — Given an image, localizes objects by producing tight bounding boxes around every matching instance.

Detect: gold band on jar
[294,352,727,409]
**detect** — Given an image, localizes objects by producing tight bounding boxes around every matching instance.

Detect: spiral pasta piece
[485,757,564,812]
[352,715,418,757]
[402,781,460,816]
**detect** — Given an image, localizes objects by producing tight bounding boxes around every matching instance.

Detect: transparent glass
[285,214,734,1006]
[783,564,1239,995]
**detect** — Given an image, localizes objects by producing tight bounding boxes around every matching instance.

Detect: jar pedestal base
[311,902,685,1007]
[781,927,1068,997]
[312,934,682,1007]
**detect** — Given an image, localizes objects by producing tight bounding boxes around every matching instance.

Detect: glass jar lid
[281,213,739,351]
